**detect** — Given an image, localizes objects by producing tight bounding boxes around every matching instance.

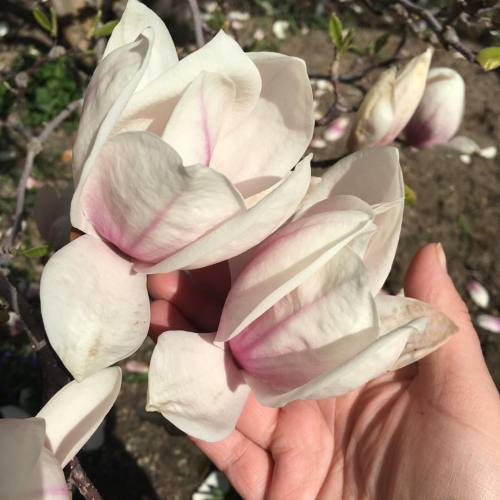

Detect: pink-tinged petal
[466,280,490,309]
[230,248,378,392]
[476,314,500,334]
[82,131,245,264]
[0,418,46,498]
[162,72,236,166]
[247,316,423,407]
[137,155,312,273]
[375,294,457,369]
[71,31,154,235]
[147,331,249,442]
[7,447,68,499]
[405,67,465,148]
[37,367,121,467]
[218,202,375,342]
[298,147,404,294]
[40,235,150,380]
[210,52,314,187]
[103,0,178,90]
[118,30,261,140]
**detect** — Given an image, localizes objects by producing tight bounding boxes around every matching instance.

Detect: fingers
[148,272,222,331]
[404,243,496,393]
[149,299,195,341]
[192,430,272,500]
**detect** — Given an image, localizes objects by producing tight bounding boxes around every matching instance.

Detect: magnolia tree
[1,0,499,497]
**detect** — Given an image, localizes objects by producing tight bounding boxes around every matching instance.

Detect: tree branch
[67,458,103,500]
[186,0,205,48]
[4,98,82,249]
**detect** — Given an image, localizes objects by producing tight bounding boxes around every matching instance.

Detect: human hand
[148,244,500,500]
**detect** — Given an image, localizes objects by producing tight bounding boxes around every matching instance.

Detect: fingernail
[436,243,447,272]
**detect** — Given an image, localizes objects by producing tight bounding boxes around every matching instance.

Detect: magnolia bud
[405,67,465,147]
[350,48,433,150]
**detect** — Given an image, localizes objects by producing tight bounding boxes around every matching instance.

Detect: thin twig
[67,458,103,500]
[186,0,205,48]
[5,98,82,248]
[393,0,475,61]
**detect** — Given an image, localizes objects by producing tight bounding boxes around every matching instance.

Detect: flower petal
[36,367,121,467]
[210,52,314,186]
[375,294,457,369]
[82,131,245,264]
[103,0,178,90]
[0,418,46,498]
[466,280,490,309]
[162,71,236,166]
[147,331,249,442]
[119,30,261,139]
[298,147,404,293]
[138,155,312,273]
[71,31,154,235]
[229,248,378,392]
[218,197,375,342]
[40,234,150,380]
[247,316,423,407]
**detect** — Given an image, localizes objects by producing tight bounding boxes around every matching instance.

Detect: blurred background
[0,1,499,498]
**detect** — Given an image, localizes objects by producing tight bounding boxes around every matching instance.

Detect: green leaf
[404,183,416,206]
[93,20,119,38]
[343,27,355,51]
[32,4,52,33]
[477,47,500,71]
[329,14,343,50]
[21,244,49,258]
[373,32,390,54]
[0,309,9,324]
[123,372,148,383]
[50,6,58,38]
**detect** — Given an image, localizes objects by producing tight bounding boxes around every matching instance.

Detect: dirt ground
[70,29,500,499]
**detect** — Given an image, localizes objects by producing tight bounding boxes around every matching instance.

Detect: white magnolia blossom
[405,67,465,147]
[40,0,314,380]
[350,49,433,150]
[147,148,457,442]
[0,368,121,499]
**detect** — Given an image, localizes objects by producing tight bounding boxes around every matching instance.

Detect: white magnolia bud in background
[466,280,490,309]
[405,67,465,147]
[350,48,433,150]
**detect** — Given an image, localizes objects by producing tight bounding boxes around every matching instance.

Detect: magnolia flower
[466,280,490,309]
[40,0,313,380]
[147,148,456,441]
[350,49,433,150]
[0,368,121,499]
[476,314,500,334]
[405,67,465,147]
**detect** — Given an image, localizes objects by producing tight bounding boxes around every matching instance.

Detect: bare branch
[186,0,205,48]
[67,458,103,500]
[4,98,82,248]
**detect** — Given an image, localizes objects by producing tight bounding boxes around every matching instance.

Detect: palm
[149,245,500,500]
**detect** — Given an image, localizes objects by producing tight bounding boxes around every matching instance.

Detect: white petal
[229,248,378,392]
[218,202,375,342]
[37,367,122,467]
[119,30,261,139]
[138,155,312,273]
[162,71,236,166]
[103,0,178,90]
[40,235,150,380]
[248,316,422,407]
[82,131,245,264]
[375,294,457,369]
[296,147,403,294]
[476,314,500,334]
[210,52,314,186]
[13,448,67,500]
[147,332,249,442]
[466,280,490,309]
[71,31,154,235]
[0,418,46,498]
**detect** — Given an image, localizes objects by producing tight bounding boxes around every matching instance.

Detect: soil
[3,27,500,500]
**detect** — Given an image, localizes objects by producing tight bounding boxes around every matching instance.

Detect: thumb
[404,243,495,394]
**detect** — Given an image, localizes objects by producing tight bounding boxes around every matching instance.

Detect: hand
[148,244,500,500]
